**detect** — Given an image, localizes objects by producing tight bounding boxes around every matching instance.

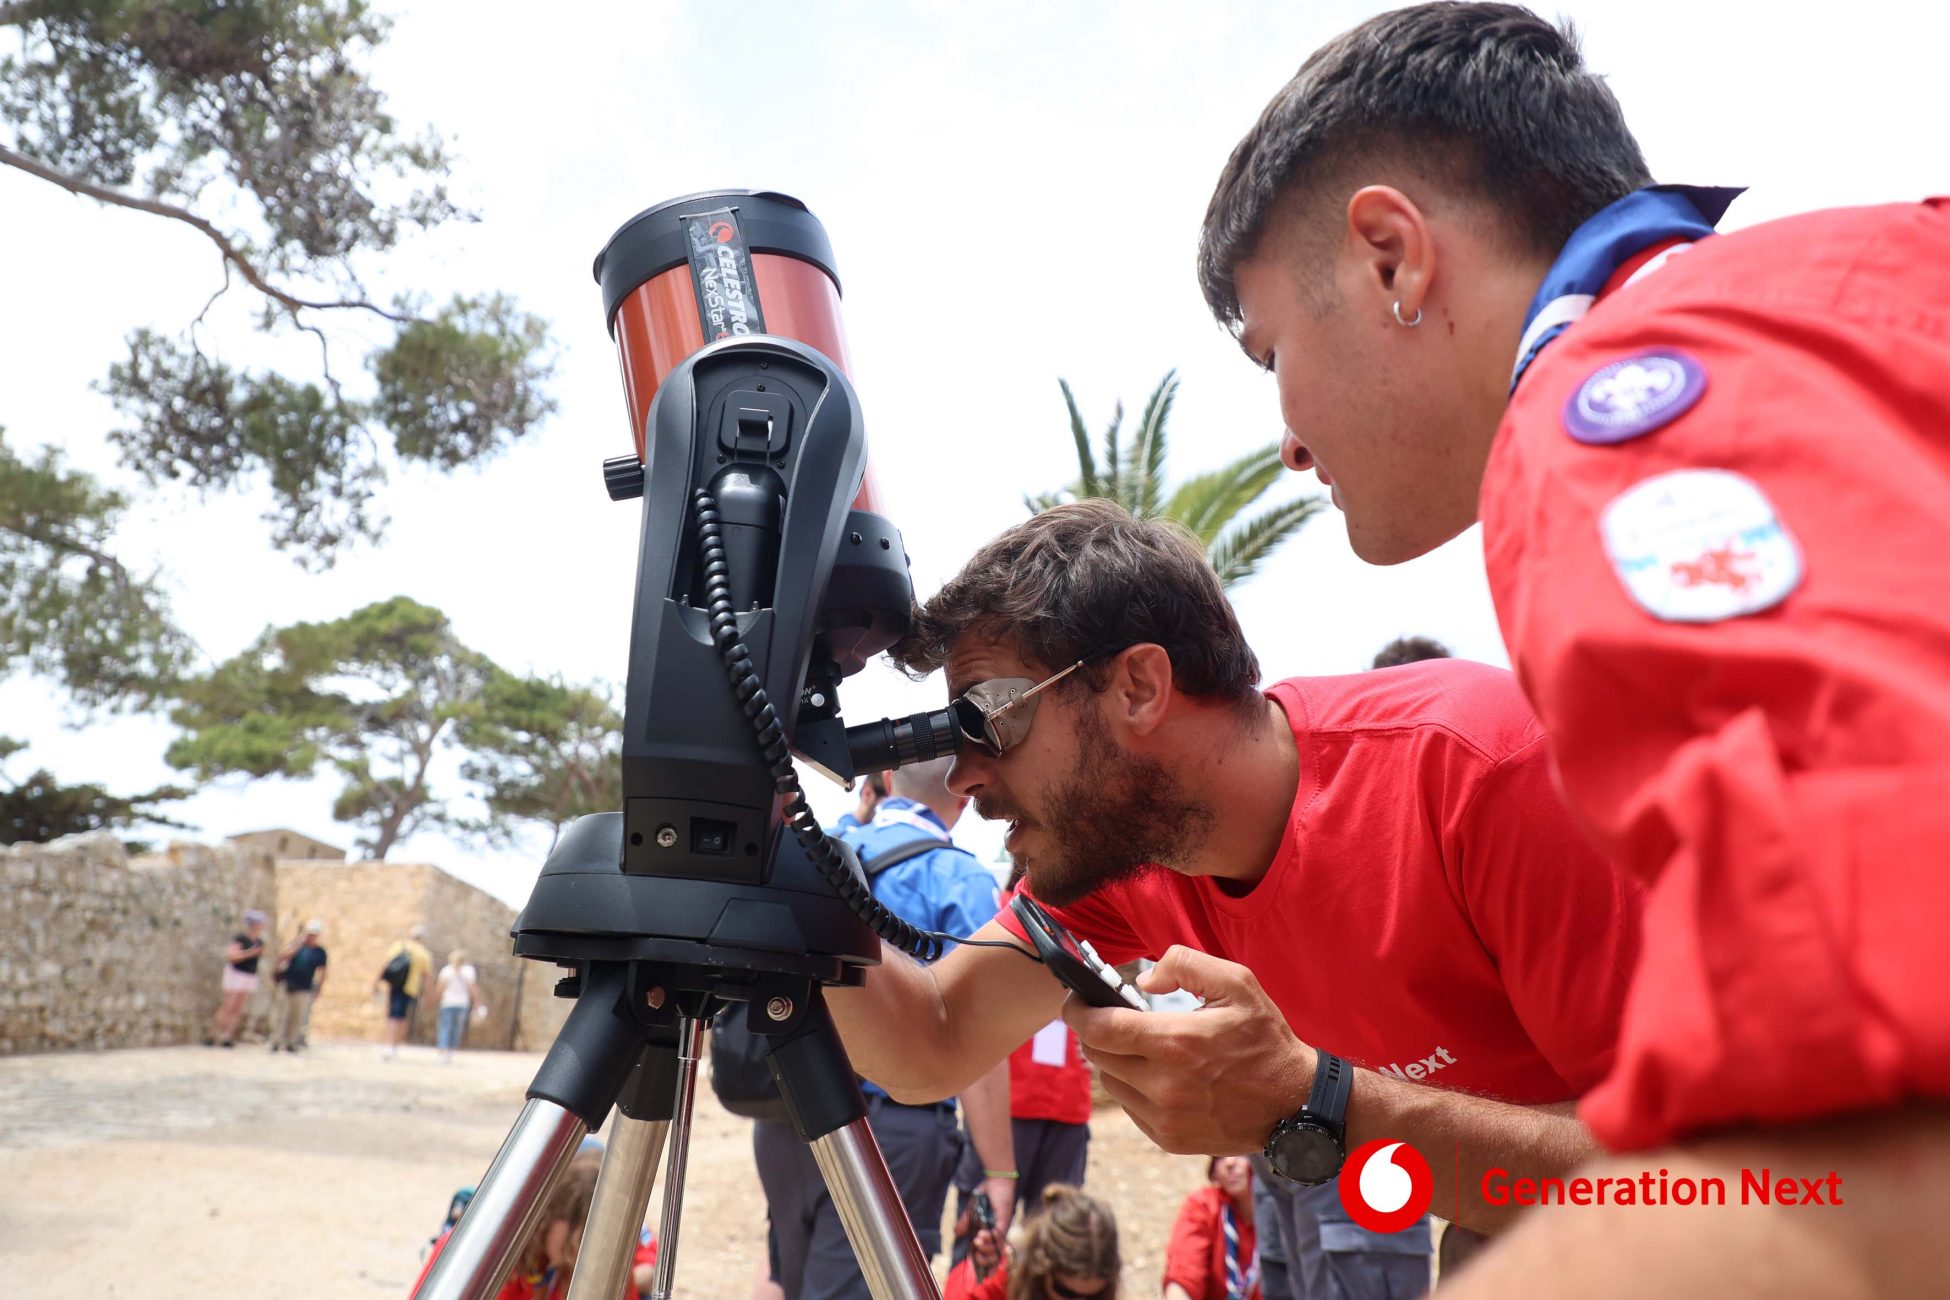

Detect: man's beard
[1013,708,1215,907]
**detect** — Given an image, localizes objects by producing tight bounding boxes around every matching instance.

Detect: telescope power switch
[603,455,646,501]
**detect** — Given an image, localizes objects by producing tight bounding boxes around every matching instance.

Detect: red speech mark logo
[710,221,736,243]
[1340,1138,1434,1233]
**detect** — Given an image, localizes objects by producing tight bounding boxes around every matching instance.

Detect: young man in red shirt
[828,500,1642,1298]
[1193,4,1950,1293]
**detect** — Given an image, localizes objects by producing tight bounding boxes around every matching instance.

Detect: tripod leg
[770,988,941,1300]
[645,1012,706,1300]
[419,963,647,1300]
[417,1098,587,1300]
[569,1040,680,1300]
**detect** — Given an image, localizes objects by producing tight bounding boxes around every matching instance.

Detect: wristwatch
[1262,1048,1353,1185]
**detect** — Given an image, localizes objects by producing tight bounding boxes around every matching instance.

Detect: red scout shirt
[1163,1184,1262,1300]
[997,661,1643,1105]
[1010,1022,1094,1126]
[1482,197,1950,1150]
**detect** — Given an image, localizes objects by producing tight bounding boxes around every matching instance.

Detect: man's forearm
[827,944,962,1100]
[1347,1072,1600,1234]
[1439,1104,1950,1297]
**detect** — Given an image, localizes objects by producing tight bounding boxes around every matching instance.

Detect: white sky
[3,1,1945,907]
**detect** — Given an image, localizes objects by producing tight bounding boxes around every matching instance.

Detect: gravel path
[0,1041,1204,1299]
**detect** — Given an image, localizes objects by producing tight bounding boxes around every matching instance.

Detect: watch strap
[1303,1048,1352,1140]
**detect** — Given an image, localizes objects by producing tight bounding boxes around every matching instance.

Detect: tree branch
[0,516,136,599]
[0,143,412,325]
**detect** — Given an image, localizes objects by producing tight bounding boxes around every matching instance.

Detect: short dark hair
[1198,2,1652,329]
[894,500,1261,708]
[1371,635,1453,669]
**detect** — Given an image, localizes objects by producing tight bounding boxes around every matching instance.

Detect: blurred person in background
[1165,1158,1261,1300]
[204,908,267,1047]
[948,1184,1121,1300]
[1368,636,1451,669]
[269,919,328,1052]
[434,947,479,1063]
[410,1151,655,1299]
[375,923,433,1060]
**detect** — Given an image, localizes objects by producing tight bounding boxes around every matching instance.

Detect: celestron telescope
[414,191,986,1300]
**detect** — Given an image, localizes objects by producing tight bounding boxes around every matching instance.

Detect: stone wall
[0,835,278,1054]
[274,860,571,1051]
[0,840,572,1057]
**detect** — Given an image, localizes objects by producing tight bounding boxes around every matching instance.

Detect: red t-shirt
[944,1255,1010,1300]
[1010,1022,1093,1125]
[1163,1184,1260,1300]
[1482,198,1950,1149]
[997,663,1642,1104]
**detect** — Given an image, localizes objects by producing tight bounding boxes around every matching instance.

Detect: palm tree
[1027,370,1324,588]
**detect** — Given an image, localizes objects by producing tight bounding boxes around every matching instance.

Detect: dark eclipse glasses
[946,656,1101,759]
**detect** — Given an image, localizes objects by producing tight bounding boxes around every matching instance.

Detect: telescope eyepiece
[844,707,960,776]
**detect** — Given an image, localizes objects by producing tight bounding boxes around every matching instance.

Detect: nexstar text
[1481,1168,1844,1208]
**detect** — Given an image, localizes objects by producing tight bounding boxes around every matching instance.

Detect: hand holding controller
[1010,894,1149,1011]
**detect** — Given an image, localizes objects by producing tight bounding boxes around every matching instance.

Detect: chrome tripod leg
[566,1112,670,1300]
[810,1118,942,1300]
[416,1098,587,1300]
[645,1014,706,1300]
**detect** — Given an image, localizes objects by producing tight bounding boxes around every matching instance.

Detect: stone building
[273,859,568,1052]
[227,828,346,862]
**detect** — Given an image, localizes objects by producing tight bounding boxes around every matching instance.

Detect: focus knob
[603,455,645,501]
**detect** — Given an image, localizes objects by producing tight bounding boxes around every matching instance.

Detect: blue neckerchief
[1222,1201,1257,1300]
[1510,184,1744,392]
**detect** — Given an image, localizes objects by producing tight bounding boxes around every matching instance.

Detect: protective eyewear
[948,659,1091,758]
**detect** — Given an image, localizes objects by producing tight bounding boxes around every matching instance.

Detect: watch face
[1270,1122,1344,1185]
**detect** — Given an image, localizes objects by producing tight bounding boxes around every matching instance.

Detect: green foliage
[166,596,493,859]
[1,0,557,567]
[98,330,379,557]
[99,297,554,561]
[0,736,193,846]
[460,672,622,851]
[372,294,558,470]
[0,427,187,706]
[1030,371,1324,589]
[0,0,454,271]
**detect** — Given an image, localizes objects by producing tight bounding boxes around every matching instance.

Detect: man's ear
[1344,185,1434,321]
[1112,644,1174,738]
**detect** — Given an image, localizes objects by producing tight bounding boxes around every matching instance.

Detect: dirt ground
[0,1039,1209,1299]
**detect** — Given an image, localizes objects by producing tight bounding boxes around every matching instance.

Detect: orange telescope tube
[593,191,879,512]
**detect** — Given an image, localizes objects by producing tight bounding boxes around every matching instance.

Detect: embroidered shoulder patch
[1600,470,1803,623]
[1564,350,1707,444]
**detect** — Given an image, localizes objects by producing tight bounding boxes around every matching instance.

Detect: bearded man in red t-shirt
[827,500,1641,1295]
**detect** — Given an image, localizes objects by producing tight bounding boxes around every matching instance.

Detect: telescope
[416,191,969,1300]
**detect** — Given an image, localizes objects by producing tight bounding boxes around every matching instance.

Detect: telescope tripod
[415,953,939,1300]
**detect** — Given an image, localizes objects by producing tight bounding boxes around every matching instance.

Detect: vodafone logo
[1340,1138,1434,1233]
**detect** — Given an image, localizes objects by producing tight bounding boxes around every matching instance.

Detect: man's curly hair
[892,500,1260,706]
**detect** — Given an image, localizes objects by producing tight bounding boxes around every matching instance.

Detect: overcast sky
[4,1,1945,907]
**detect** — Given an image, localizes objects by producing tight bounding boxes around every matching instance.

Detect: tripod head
[513,191,962,990]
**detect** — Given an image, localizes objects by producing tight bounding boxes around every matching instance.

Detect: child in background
[946,1184,1120,1300]
[411,1152,655,1299]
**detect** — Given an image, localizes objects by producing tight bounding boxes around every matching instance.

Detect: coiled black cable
[692,488,945,962]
